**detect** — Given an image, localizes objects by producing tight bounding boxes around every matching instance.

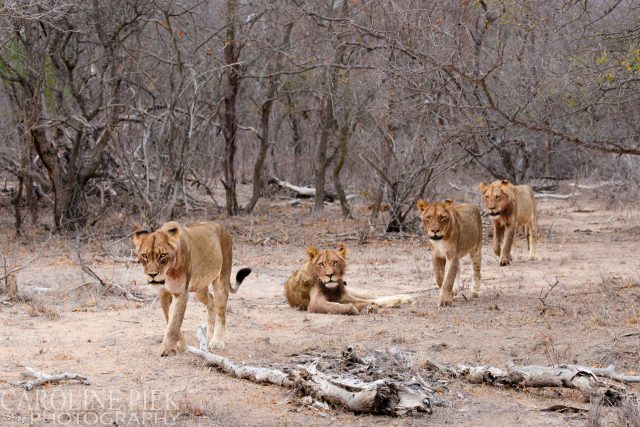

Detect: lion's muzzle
[429,234,443,241]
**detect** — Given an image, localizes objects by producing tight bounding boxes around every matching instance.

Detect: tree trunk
[245,99,273,213]
[544,131,554,178]
[314,90,335,212]
[333,71,352,218]
[245,23,292,214]
[222,0,240,216]
[371,82,396,221]
[288,96,304,184]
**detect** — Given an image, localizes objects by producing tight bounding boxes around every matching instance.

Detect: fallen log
[424,360,629,404]
[268,177,336,202]
[186,325,432,416]
[19,367,90,391]
[535,192,576,199]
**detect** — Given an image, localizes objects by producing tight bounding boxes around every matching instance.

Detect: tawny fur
[284,245,413,315]
[479,180,538,266]
[133,221,250,356]
[417,199,483,307]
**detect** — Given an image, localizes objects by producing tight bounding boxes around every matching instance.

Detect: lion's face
[306,245,347,288]
[480,181,511,216]
[416,199,454,241]
[133,227,179,285]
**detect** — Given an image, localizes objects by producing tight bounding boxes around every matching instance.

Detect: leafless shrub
[617,396,640,427]
[538,277,567,316]
[587,398,604,427]
[0,272,18,298]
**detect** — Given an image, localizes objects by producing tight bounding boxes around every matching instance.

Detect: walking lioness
[133,221,251,356]
[416,199,483,307]
[479,180,537,266]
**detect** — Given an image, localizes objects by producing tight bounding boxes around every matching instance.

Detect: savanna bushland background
[0,1,639,426]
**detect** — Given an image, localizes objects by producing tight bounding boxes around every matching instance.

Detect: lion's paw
[361,303,380,314]
[160,343,179,357]
[399,295,414,304]
[438,294,453,308]
[499,257,511,266]
[208,339,225,351]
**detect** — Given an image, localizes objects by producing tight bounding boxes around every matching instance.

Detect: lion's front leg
[159,287,172,323]
[161,292,188,357]
[500,225,516,266]
[308,288,359,315]
[492,222,504,258]
[340,291,377,312]
[439,258,459,308]
[432,256,446,288]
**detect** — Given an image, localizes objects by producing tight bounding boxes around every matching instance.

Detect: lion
[133,221,251,356]
[284,245,414,315]
[479,179,537,266]
[416,199,483,307]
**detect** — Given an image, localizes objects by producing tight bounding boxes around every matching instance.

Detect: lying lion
[284,245,413,315]
[133,221,251,356]
[416,199,483,307]
[479,179,538,266]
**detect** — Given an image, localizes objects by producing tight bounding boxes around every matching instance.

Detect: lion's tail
[229,268,252,293]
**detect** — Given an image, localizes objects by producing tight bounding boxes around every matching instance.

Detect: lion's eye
[332,260,337,266]
[495,195,501,200]
[440,216,447,222]
[318,262,325,267]
[159,253,168,262]
[425,216,431,221]
[140,254,148,263]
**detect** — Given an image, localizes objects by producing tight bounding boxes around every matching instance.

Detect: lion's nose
[148,272,159,278]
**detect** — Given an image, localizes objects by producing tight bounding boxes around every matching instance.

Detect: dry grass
[26,300,60,319]
[172,396,217,420]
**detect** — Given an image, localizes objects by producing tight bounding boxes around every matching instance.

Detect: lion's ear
[443,199,454,207]
[416,199,429,213]
[306,246,319,261]
[479,182,487,193]
[161,221,180,236]
[132,229,149,252]
[500,179,510,186]
[337,244,347,258]
[160,221,181,246]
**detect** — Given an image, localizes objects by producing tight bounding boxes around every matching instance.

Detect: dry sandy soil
[1,186,639,426]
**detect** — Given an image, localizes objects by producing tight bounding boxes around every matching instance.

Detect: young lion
[284,245,413,315]
[479,180,537,266]
[416,199,482,307]
[133,221,251,356]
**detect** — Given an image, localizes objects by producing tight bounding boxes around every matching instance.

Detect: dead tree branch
[187,324,432,416]
[18,367,90,391]
[74,235,146,302]
[424,360,631,404]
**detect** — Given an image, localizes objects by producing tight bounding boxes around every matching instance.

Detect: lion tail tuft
[230,268,252,293]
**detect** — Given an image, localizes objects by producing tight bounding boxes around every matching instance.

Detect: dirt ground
[1,186,639,426]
